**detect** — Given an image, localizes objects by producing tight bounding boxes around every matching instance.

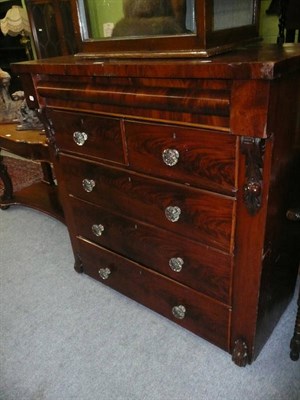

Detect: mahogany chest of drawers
[13,44,300,365]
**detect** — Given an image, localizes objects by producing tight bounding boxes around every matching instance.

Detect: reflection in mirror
[81,0,196,40]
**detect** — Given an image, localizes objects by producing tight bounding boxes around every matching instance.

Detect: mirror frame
[70,0,261,58]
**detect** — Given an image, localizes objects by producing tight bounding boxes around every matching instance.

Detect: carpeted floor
[0,207,299,400]
[0,156,43,195]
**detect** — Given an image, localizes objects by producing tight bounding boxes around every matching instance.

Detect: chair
[277,0,300,44]
[272,0,300,362]
[287,209,300,361]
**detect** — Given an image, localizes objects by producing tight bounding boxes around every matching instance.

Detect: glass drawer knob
[99,267,111,280]
[92,224,105,237]
[169,257,184,272]
[73,131,88,146]
[82,178,95,193]
[165,206,181,222]
[286,208,300,221]
[172,305,186,320]
[162,148,179,166]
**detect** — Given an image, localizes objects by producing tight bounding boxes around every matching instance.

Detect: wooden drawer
[70,196,232,304]
[77,238,231,351]
[47,109,126,164]
[125,121,237,195]
[60,154,235,253]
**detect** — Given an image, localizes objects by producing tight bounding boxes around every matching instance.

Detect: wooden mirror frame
[70,0,261,58]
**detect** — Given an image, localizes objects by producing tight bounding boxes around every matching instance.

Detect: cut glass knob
[82,178,95,193]
[172,305,186,320]
[162,148,179,166]
[92,224,105,237]
[169,257,184,272]
[165,206,181,222]
[98,267,111,280]
[73,131,88,146]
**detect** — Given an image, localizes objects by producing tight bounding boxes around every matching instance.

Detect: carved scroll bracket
[37,108,59,157]
[241,137,265,215]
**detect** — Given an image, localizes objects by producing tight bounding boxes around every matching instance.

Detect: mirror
[78,0,196,40]
[213,0,255,31]
[72,0,259,58]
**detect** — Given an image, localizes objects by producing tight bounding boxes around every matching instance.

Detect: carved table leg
[0,153,13,209]
[40,161,55,185]
[290,289,300,361]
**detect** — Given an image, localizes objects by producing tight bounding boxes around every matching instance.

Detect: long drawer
[60,154,236,253]
[125,121,238,195]
[70,196,232,304]
[77,237,231,351]
[47,109,126,164]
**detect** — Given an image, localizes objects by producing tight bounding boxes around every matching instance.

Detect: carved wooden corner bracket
[241,137,265,215]
[37,108,59,157]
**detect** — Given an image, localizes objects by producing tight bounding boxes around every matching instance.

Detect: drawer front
[70,197,232,304]
[78,238,231,351]
[60,154,235,252]
[125,121,237,195]
[47,109,125,164]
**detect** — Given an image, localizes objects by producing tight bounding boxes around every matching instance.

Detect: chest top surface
[12,44,300,80]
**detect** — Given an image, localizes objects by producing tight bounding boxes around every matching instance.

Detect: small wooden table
[0,123,64,222]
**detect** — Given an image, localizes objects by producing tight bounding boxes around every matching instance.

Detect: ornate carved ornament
[241,137,265,216]
[37,108,59,156]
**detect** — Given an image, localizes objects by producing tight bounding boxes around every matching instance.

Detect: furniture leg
[0,152,13,208]
[40,161,55,185]
[290,289,300,361]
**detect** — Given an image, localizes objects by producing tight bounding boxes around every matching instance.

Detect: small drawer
[125,121,237,195]
[77,238,231,351]
[60,154,235,253]
[70,197,232,304]
[47,109,125,164]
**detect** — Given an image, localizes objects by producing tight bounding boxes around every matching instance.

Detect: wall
[260,0,279,43]
[85,0,123,38]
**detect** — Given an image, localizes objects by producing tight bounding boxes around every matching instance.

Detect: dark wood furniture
[0,123,63,221]
[287,207,300,362]
[25,0,76,59]
[12,44,300,366]
[277,0,300,44]
[290,283,300,361]
[70,0,261,58]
